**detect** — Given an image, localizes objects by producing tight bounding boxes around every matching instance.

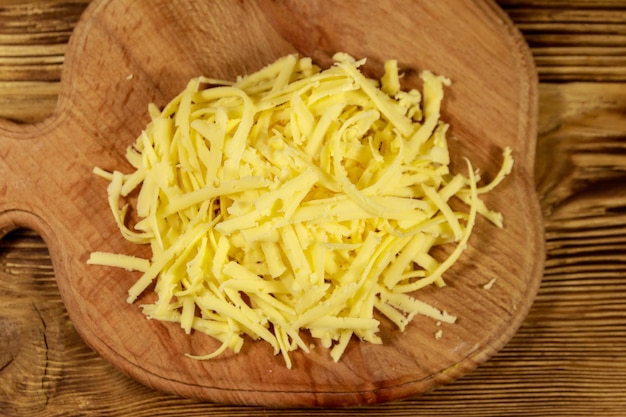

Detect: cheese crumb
[483,277,497,290]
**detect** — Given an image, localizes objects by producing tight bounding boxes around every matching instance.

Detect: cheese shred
[88,53,513,368]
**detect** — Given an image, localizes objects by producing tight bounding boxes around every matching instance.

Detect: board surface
[0,0,543,406]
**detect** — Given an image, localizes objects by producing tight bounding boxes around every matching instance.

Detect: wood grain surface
[0,0,625,415]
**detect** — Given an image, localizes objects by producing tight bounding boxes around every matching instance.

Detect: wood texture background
[1,0,625,415]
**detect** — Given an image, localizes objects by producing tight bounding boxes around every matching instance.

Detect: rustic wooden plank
[0,80,59,122]
[498,0,626,81]
[0,0,89,122]
[507,9,626,24]
[498,0,626,9]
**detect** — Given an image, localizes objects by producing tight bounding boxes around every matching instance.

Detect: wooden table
[1,1,625,415]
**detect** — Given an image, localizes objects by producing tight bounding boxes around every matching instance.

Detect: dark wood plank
[0,0,89,123]
[498,0,626,81]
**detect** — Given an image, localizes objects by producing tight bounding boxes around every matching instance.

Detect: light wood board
[0,0,543,406]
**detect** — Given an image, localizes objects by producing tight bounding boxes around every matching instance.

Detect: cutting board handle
[0,0,155,240]
[0,111,71,237]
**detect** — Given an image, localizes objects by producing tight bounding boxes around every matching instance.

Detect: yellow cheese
[88,52,513,368]
[87,251,150,272]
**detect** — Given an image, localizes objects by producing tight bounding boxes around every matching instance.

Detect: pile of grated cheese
[88,52,513,368]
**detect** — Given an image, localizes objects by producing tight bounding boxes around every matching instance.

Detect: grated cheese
[88,53,513,368]
[483,277,497,290]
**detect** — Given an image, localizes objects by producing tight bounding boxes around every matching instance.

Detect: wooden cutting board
[0,0,543,407]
